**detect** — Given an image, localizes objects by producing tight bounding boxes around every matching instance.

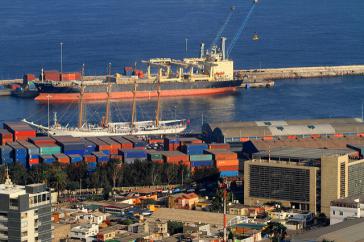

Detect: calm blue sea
[0,0,364,130]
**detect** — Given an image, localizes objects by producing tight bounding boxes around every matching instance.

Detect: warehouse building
[244,147,357,216]
[203,118,364,143]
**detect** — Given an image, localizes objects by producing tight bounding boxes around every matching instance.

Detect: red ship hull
[35,86,239,102]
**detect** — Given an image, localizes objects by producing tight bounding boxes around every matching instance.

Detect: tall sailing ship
[23,73,188,137]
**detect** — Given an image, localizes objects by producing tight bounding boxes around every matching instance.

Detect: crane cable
[227,2,257,57]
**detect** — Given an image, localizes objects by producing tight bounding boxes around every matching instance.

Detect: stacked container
[119,149,147,164]
[98,137,121,155]
[36,143,62,156]
[0,145,13,164]
[179,137,203,146]
[7,142,27,166]
[189,154,214,170]
[83,154,97,172]
[110,136,133,149]
[3,122,36,141]
[92,151,110,165]
[80,138,97,155]
[180,143,208,155]
[204,149,239,177]
[161,151,189,166]
[164,137,180,151]
[123,136,147,149]
[61,72,81,81]
[40,155,55,164]
[86,137,111,155]
[29,136,56,145]
[124,66,133,76]
[147,150,163,163]
[68,154,83,164]
[17,140,40,167]
[54,136,85,156]
[0,129,13,145]
[53,153,70,165]
[43,70,60,81]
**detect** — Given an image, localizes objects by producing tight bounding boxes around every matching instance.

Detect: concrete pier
[235,65,364,81]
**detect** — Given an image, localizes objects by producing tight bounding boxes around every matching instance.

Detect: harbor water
[0,0,364,131]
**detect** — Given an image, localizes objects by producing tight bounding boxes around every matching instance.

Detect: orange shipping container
[215,159,239,168]
[208,143,230,150]
[205,149,237,160]
[83,155,97,162]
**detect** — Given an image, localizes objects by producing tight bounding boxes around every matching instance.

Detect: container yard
[0,121,242,177]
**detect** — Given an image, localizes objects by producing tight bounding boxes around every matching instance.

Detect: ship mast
[103,83,112,127]
[155,68,162,127]
[78,85,85,129]
[131,79,137,126]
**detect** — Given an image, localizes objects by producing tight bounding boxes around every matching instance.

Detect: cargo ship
[34,38,243,102]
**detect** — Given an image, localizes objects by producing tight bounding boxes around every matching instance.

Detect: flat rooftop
[147,208,235,226]
[252,147,352,161]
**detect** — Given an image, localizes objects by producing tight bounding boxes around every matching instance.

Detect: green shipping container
[190,154,213,162]
[147,152,163,160]
[39,145,61,155]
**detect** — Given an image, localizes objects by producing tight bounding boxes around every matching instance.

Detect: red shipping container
[44,71,60,81]
[28,158,40,165]
[23,73,36,82]
[162,151,189,164]
[29,137,56,145]
[148,139,164,144]
[218,165,239,171]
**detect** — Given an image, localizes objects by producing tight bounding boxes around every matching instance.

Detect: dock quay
[235,65,364,81]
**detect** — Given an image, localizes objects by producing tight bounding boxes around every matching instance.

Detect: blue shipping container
[120,149,147,159]
[190,160,214,167]
[220,171,239,177]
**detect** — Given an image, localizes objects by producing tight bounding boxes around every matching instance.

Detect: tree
[102,182,112,200]
[10,163,28,185]
[167,221,184,235]
[48,165,68,199]
[262,222,287,241]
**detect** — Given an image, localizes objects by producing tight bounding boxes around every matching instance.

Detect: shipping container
[68,154,83,163]
[147,150,163,161]
[179,137,203,145]
[28,158,39,167]
[189,154,213,162]
[162,151,189,165]
[92,151,109,164]
[208,143,230,150]
[181,143,208,155]
[98,137,121,154]
[43,70,60,81]
[17,140,40,159]
[53,153,70,164]
[7,142,27,164]
[61,72,81,81]
[29,136,56,145]
[119,149,147,160]
[83,154,97,163]
[215,159,239,168]
[190,160,214,167]
[86,137,112,153]
[220,170,239,177]
[123,136,147,148]
[217,165,239,171]
[36,143,61,155]
[0,129,13,145]
[110,136,133,149]
[0,145,13,164]
[40,155,55,164]
[204,149,238,160]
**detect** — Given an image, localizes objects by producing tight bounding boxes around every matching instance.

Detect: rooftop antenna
[4,166,13,186]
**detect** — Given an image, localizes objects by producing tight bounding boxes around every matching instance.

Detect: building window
[10,199,18,207]
[333,210,335,215]
[340,211,343,216]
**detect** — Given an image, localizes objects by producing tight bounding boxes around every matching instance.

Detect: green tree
[48,164,68,199]
[167,221,184,235]
[10,163,28,185]
[262,222,287,241]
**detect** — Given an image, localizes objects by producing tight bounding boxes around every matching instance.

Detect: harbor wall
[235,65,364,81]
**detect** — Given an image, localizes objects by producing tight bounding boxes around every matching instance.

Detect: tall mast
[131,79,137,126]
[155,68,161,127]
[104,84,112,126]
[78,85,85,129]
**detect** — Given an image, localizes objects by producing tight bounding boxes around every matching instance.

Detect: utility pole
[60,42,63,74]
[47,95,52,136]
[185,38,189,53]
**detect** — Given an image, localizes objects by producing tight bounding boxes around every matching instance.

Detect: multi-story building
[69,223,99,241]
[330,196,364,225]
[0,169,52,242]
[244,147,356,216]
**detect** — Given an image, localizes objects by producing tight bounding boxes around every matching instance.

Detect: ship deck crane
[210,6,236,48]
[227,0,258,57]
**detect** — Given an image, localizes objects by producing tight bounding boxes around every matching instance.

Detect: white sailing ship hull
[22,119,187,137]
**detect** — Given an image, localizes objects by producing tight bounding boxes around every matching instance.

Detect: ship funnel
[221,37,227,60]
[200,42,205,58]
